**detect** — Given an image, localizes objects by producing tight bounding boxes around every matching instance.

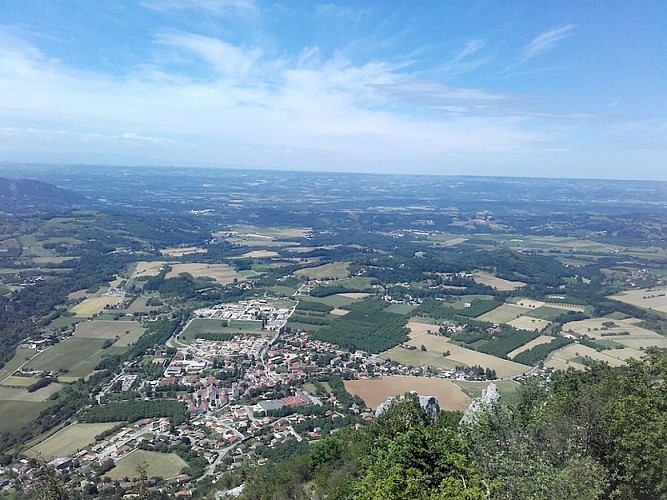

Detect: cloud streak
[522,24,577,62]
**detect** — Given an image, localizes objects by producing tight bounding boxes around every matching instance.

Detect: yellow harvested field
[29,422,122,460]
[507,316,550,332]
[71,296,124,316]
[239,250,280,258]
[545,344,627,370]
[130,261,166,278]
[563,318,667,349]
[330,308,349,316]
[473,271,526,291]
[338,292,369,299]
[513,298,546,309]
[405,336,529,378]
[507,335,555,359]
[160,246,207,257]
[607,347,646,361]
[344,376,471,411]
[166,263,244,285]
[382,347,461,371]
[609,286,667,314]
[407,321,439,339]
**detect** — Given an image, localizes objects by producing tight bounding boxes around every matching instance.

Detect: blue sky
[1,1,666,180]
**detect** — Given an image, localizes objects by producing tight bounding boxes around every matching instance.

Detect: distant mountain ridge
[0,176,88,213]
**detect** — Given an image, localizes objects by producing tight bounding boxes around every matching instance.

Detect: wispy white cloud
[522,24,577,62]
[453,39,485,61]
[0,30,553,171]
[156,32,262,78]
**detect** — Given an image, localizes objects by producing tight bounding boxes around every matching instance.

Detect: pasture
[0,347,35,382]
[106,450,188,480]
[294,262,350,279]
[71,295,125,316]
[28,422,121,460]
[473,271,526,291]
[609,286,667,314]
[0,401,54,433]
[166,263,244,285]
[478,304,527,324]
[74,320,144,340]
[24,338,126,379]
[408,336,529,378]
[0,383,62,402]
[344,376,471,411]
[507,316,550,332]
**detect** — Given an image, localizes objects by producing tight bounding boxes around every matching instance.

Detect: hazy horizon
[1,1,666,180]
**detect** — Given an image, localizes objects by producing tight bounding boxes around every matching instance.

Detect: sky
[1,1,666,180]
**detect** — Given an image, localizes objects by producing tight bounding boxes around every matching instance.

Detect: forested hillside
[233,352,667,500]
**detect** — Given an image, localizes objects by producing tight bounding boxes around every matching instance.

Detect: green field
[74,320,145,340]
[385,303,418,314]
[48,315,86,330]
[0,383,63,401]
[125,296,162,314]
[0,347,35,382]
[303,381,333,395]
[268,285,298,296]
[382,347,461,371]
[106,450,188,480]
[180,318,229,341]
[478,304,526,323]
[181,318,265,342]
[524,306,570,321]
[24,338,126,379]
[28,422,121,460]
[230,319,264,330]
[294,262,350,279]
[114,328,146,347]
[306,294,361,308]
[0,401,56,433]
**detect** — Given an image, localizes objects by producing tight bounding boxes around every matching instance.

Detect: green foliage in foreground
[239,351,667,500]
